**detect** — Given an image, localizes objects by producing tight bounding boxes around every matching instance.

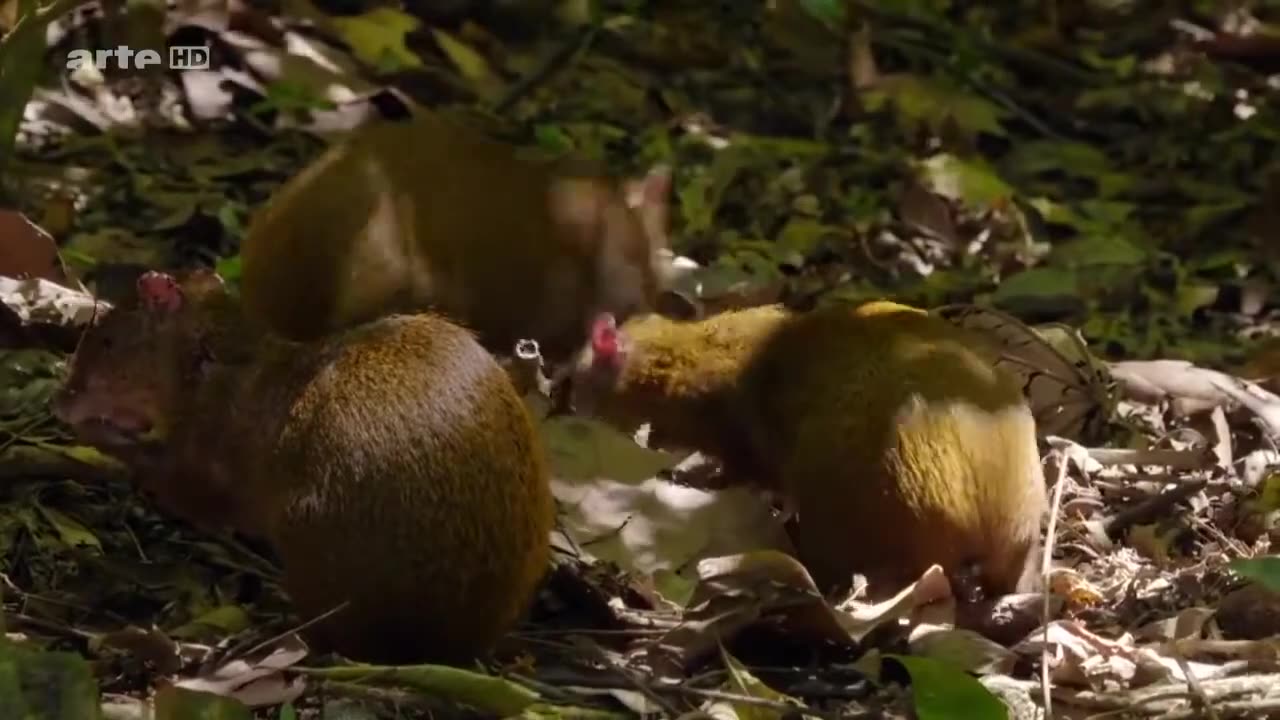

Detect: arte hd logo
[65,45,210,71]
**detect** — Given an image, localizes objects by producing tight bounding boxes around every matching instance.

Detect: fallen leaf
[329,8,424,74]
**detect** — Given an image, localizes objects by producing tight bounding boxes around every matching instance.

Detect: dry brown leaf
[0,276,103,329]
[0,210,73,284]
[897,180,958,246]
[833,564,954,642]
[936,304,1112,442]
[644,550,852,674]
[1207,374,1280,441]
[545,415,791,604]
[174,636,309,708]
[1109,359,1236,415]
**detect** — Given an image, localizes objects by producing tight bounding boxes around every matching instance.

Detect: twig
[1104,479,1209,538]
[674,686,853,719]
[1170,646,1220,720]
[7,611,97,641]
[875,32,1063,140]
[848,0,1102,85]
[493,22,600,116]
[0,443,129,483]
[3,574,134,625]
[1041,447,1071,720]
[1086,447,1216,470]
[233,601,350,661]
[583,640,684,717]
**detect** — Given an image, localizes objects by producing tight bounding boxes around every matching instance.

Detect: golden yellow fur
[577,300,1046,596]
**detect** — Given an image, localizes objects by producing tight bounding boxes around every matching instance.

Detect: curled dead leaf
[935,304,1113,443]
[645,550,852,674]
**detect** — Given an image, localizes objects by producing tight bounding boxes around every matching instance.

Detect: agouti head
[568,306,792,420]
[567,312,630,417]
[544,167,673,352]
[53,270,230,453]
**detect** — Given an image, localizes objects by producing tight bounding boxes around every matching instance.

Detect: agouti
[239,109,672,364]
[52,270,554,664]
[572,301,1047,597]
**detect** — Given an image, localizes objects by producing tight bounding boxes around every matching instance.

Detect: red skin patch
[136,271,183,313]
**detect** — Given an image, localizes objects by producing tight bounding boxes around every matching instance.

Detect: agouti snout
[55,270,555,664]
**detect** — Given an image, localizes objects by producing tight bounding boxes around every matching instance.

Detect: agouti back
[53,270,554,664]
[573,301,1046,597]
[239,110,672,363]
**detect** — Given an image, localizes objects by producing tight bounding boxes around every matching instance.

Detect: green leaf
[1175,281,1219,316]
[678,146,751,235]
[309,664,540,717]
[919,154,1014,209]
[1006,139,1113,179]
[991,267,1078,304]
[1049,235,1147,267]
[216,254,243,285]
[532,124,575,154]
[329,8,424,74]
[797,0,847,30]
[431,29,506,103]
[170,605,252,640]
[776,217,841,258]
[0,637,103,720]
[1230,556,1280,593]
[886,655,1007,720]
[34,506,102,551]
[155,685,252,720]
[871,76,1009,140]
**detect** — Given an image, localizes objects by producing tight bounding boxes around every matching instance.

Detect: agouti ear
[624,165,671,253]
[180,268,228,303]
[136,272,184,314]
[624,165,671,211]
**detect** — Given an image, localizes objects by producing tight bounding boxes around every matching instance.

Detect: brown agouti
[239,109,673,364]
[572,301,1047,597]
[52,270,554,664]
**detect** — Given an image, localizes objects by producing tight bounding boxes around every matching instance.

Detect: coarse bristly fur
[54,271,554,664]
[573,300,1047,598]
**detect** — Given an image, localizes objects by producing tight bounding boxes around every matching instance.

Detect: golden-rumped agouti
[572,301,1047,597]
[239,109,672,364]
[52,270,554,664]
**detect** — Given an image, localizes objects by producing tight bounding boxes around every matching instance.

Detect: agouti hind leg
[781,466,928,596]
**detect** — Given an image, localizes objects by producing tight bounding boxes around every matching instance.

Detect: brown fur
[54,273,554,663]
[574,301,1046,597]
[239,110,670,363]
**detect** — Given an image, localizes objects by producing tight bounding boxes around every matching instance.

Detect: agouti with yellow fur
[572,301,1047,597]
[52,270,554,664]
[239,110,672,364]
